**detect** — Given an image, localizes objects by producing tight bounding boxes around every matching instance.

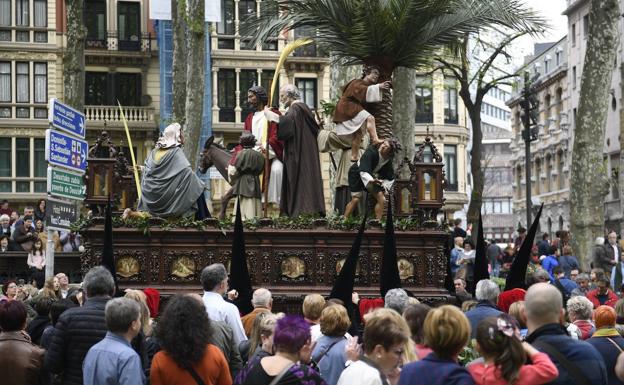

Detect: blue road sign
[45,129,88,174]
[48,98,86,139]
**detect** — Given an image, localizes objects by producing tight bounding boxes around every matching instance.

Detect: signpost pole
[45,228,55,280]
[46,98,87,280]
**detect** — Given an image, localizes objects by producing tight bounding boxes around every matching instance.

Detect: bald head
[525,283,563,328]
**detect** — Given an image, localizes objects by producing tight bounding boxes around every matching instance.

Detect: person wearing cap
[135,123,208,219]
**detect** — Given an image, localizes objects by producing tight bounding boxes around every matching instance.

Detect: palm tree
[242,0,546,140]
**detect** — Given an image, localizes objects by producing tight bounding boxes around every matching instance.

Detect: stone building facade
[414,70,470,218]
[508,37,570,235]
[0,0,161,205]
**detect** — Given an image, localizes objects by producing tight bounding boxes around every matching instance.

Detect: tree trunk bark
[392,67,417,173]
[467,105,484,227]
[570,0,619,268]
[172,0,188,122]
[64,0,86,110]
[182,0,206,169]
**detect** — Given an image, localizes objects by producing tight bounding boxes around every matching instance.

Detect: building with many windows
[72,0,160,162]
[415,70,470,217]
[507,37,570,235]
[0,0,58,201]
[0,0,160,205]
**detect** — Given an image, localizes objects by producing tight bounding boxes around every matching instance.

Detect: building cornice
[562,0,588,16]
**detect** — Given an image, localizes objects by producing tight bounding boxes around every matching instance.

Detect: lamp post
[521,71,540,228]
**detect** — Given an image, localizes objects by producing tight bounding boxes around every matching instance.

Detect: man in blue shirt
[83,298,144,385]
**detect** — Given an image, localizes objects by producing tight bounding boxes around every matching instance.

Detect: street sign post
[47,167,86,201]
[45,129,88,174]
[45,198,78,232]
[48,98,86,139]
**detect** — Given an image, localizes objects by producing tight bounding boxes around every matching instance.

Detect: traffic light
[527,92,539,126]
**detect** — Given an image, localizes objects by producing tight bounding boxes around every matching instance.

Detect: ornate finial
[426,125,430,138]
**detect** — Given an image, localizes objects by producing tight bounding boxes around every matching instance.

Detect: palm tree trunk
[369,64,395,140]
[570,0,619,268]
[392,67,417,171]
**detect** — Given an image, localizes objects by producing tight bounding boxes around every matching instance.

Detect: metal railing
[85,32,153,52]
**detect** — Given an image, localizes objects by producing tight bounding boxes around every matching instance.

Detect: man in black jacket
[45,266,115,385]
[344,138,401,220]
[525,282,608,385]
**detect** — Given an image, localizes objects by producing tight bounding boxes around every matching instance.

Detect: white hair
[281,84,301,100]
[0,214,9,222]
[252,288,272,307]
[566,295,593,321]
[474,279,500,303]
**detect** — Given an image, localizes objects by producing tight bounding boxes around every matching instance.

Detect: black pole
[523,71,532,228]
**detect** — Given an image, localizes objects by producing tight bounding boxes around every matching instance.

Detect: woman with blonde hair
[40,276,60,300]
[337,308,410,385]
[398,305,474,385]
[125,289,156,380]
[124,289,152,336]
[312,304,350,385]
[239,311,277,363]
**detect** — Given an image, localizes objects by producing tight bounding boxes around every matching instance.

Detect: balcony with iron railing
[84,105,156,130]
[85,32,154,53]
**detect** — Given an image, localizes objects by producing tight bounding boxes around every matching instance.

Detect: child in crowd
[469,315,558,385]
[27,238,46,288]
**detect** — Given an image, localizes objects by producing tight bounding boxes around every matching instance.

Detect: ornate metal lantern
[392,160,418,218]
[413,134,446,222]
[84,131,138,214]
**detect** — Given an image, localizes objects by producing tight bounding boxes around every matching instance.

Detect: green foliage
[490,276,506,292]
[458,339,481,366]
[73,212,441,232]
[241,0,548,71]
[319,99,338,118]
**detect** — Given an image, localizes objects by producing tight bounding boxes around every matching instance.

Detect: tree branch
[474,31,528,87]
[435,57,465,81]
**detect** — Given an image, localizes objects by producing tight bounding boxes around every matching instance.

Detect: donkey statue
[198,136,235,219]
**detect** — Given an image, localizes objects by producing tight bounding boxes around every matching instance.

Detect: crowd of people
[5,202,624,384]
[0,199,83,288]
[2,250,624,385]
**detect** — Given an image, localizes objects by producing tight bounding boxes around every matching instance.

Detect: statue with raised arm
[333,65,391,162]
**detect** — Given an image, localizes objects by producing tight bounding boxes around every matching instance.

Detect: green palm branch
[242,0,547,138]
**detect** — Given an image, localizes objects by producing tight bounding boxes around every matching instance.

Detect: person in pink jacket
[469,315,558,385]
